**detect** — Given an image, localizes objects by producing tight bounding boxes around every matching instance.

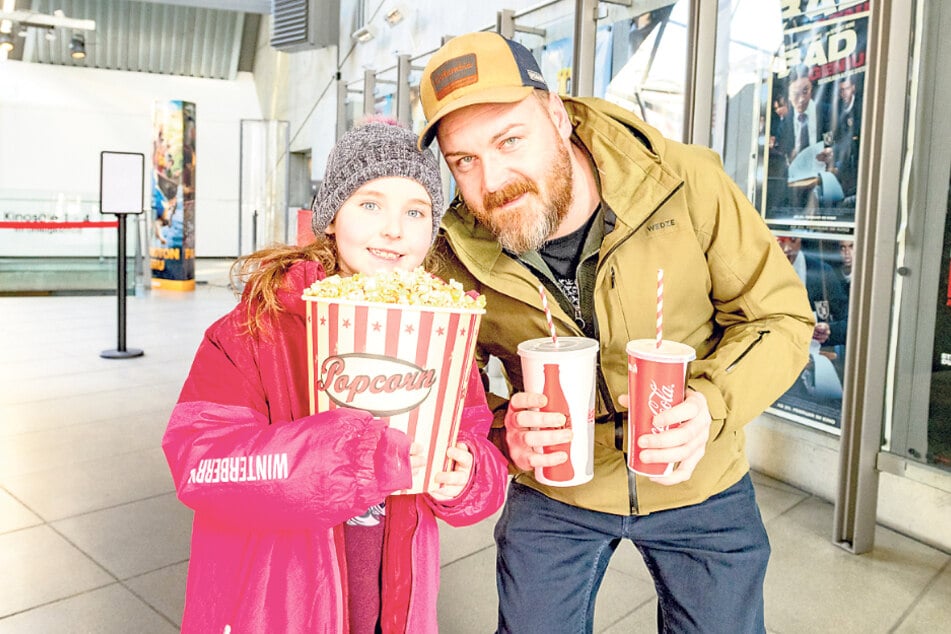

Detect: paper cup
[626,339,696,477]
[518,337,598,487]
[305,297,483,494]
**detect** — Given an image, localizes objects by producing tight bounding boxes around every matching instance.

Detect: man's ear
[545,92,573,140]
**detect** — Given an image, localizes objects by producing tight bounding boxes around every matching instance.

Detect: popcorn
[303,267,486,310]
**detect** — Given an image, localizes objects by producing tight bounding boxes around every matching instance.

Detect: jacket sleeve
[420,363,508,527]
[162,310,413,531]
[683,149,815,438]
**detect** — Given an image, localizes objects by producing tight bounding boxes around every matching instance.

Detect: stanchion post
[99,151,145,359]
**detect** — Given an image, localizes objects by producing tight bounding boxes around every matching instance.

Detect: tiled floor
[2,259,949,633]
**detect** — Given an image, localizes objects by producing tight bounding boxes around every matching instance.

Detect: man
[839,239,855,291]
[775,65,831,163]
[777,236,849,347]
[419,32,814,633]
[819,75,862,204]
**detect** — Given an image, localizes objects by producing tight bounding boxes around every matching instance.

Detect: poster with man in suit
[763,1,868,234]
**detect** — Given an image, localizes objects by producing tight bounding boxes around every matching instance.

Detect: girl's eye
[406,208,429,219]
[360,201,379,211]
[502,136,519,148]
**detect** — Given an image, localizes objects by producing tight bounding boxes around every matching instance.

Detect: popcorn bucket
[305,297,484,494]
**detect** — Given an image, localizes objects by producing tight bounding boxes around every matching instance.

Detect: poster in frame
[762,1,869,236]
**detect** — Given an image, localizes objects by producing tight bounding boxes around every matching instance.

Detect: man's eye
[453,156,474,171]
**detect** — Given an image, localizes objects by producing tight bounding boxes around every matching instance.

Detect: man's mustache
[483,179,538,211]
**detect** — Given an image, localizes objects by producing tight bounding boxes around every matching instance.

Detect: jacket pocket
[725,330,769,373]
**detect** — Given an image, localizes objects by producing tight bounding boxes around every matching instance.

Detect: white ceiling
[1,0,266,79]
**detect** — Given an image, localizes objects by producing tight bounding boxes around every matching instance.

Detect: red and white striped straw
[656,268,664,349]
[538,284,558,345]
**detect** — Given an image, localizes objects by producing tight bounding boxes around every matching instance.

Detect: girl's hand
[409,442,426,475]
[428,442,473,502]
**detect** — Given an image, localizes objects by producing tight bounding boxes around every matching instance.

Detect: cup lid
[626,338,696,362]
[517,336,599,358]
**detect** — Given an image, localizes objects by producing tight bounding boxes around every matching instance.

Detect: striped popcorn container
[305,297,484,494]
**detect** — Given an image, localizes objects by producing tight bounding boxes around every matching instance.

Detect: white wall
[0,62,262,257]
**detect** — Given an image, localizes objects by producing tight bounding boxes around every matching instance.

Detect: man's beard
[471,140,573,254]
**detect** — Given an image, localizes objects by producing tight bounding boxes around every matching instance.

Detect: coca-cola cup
[517,337,598,488]
[626,339,696,477]
[304,297,483,494]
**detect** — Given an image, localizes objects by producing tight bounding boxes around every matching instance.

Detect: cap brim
[417,85,535,149]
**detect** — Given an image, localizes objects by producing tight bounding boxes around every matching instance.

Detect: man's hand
[620,389,712,485]
[503,392,573,472]
[813,321,831,344]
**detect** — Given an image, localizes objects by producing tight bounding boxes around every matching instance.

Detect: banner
[763,1,868,236]
[150,100,196,290]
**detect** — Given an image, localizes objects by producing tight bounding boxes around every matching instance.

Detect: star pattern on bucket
[404,324,415,335]
[372,322,382,332]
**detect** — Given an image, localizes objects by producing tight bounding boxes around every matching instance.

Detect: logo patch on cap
[430,53,478,101]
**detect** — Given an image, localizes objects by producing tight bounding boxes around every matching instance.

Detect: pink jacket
[162,261,507,633]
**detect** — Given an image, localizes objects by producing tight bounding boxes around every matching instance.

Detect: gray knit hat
[311,121,445,243]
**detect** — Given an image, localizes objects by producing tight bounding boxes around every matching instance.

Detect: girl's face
[325,176,433,277]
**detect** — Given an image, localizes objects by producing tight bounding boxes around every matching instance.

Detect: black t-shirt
[538,211,598,316]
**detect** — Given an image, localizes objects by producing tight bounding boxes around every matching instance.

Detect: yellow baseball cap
[418,32,549,149]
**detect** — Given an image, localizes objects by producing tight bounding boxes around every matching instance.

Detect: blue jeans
[494,474,769,633]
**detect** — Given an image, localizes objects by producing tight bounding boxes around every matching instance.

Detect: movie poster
[768,234,854,430]
[763,1,868,236]
[757,1,869,432]
[150,100,196,290]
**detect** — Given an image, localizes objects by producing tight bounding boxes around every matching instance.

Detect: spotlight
[0,32,13,53]
[351,25,376,43]
[384,4,407,26]
[69,33,85,59]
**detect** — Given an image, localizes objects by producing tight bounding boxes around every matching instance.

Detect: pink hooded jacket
[162,261,507,633]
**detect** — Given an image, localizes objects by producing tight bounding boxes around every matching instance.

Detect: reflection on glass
[929,176,951,469]
[602,1,687,141]
[372,67,399,120]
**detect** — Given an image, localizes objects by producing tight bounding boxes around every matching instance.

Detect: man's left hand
[619,389,712,485]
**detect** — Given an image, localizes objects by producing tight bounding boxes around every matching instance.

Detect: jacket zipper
[628,465,639,514]
[726,330,769,372]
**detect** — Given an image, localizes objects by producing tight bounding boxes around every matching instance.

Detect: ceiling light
[0,31,12,52]
[351,25,376,44]
[69,33,85,59]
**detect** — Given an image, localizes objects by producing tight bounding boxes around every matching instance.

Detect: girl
[162,121,508,633]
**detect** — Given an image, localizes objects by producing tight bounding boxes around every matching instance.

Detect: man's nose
[481,158,511,193]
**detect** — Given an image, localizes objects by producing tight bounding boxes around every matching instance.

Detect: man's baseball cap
[418,32,549,149]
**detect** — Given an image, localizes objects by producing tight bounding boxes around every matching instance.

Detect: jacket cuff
[686,376,728,440]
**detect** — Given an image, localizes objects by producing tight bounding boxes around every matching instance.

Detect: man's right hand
[503,392,573,472]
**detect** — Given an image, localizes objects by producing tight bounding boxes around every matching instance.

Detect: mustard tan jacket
[434,96,814,515]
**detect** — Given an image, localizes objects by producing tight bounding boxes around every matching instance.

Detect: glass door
[887,0,951,471]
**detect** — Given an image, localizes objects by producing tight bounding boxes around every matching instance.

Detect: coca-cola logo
[318,353,436,416]
[648,379,676,420]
